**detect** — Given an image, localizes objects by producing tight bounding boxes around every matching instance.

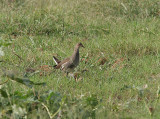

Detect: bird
[53,43,84,74]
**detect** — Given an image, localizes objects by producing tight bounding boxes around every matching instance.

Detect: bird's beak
[82,45,85,48]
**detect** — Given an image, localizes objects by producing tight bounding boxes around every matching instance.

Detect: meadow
[0,0,160,118]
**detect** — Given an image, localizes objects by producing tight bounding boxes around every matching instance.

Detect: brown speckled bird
[53,43,84,74]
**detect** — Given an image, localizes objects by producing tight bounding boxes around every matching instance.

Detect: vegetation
[0,0,160,118]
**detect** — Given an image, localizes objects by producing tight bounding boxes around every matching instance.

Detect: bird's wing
[61,61,75,69]
[55,58,70,69]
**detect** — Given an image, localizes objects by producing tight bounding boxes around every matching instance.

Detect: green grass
[0,0,160,118]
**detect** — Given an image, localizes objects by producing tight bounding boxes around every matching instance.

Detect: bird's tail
[53,56,61,65]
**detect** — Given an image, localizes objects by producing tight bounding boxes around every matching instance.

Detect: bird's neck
[71,47,79,62]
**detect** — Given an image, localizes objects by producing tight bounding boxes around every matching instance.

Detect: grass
[0,0,160,118]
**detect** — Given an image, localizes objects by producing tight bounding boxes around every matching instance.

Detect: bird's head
[77,42,85,48]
